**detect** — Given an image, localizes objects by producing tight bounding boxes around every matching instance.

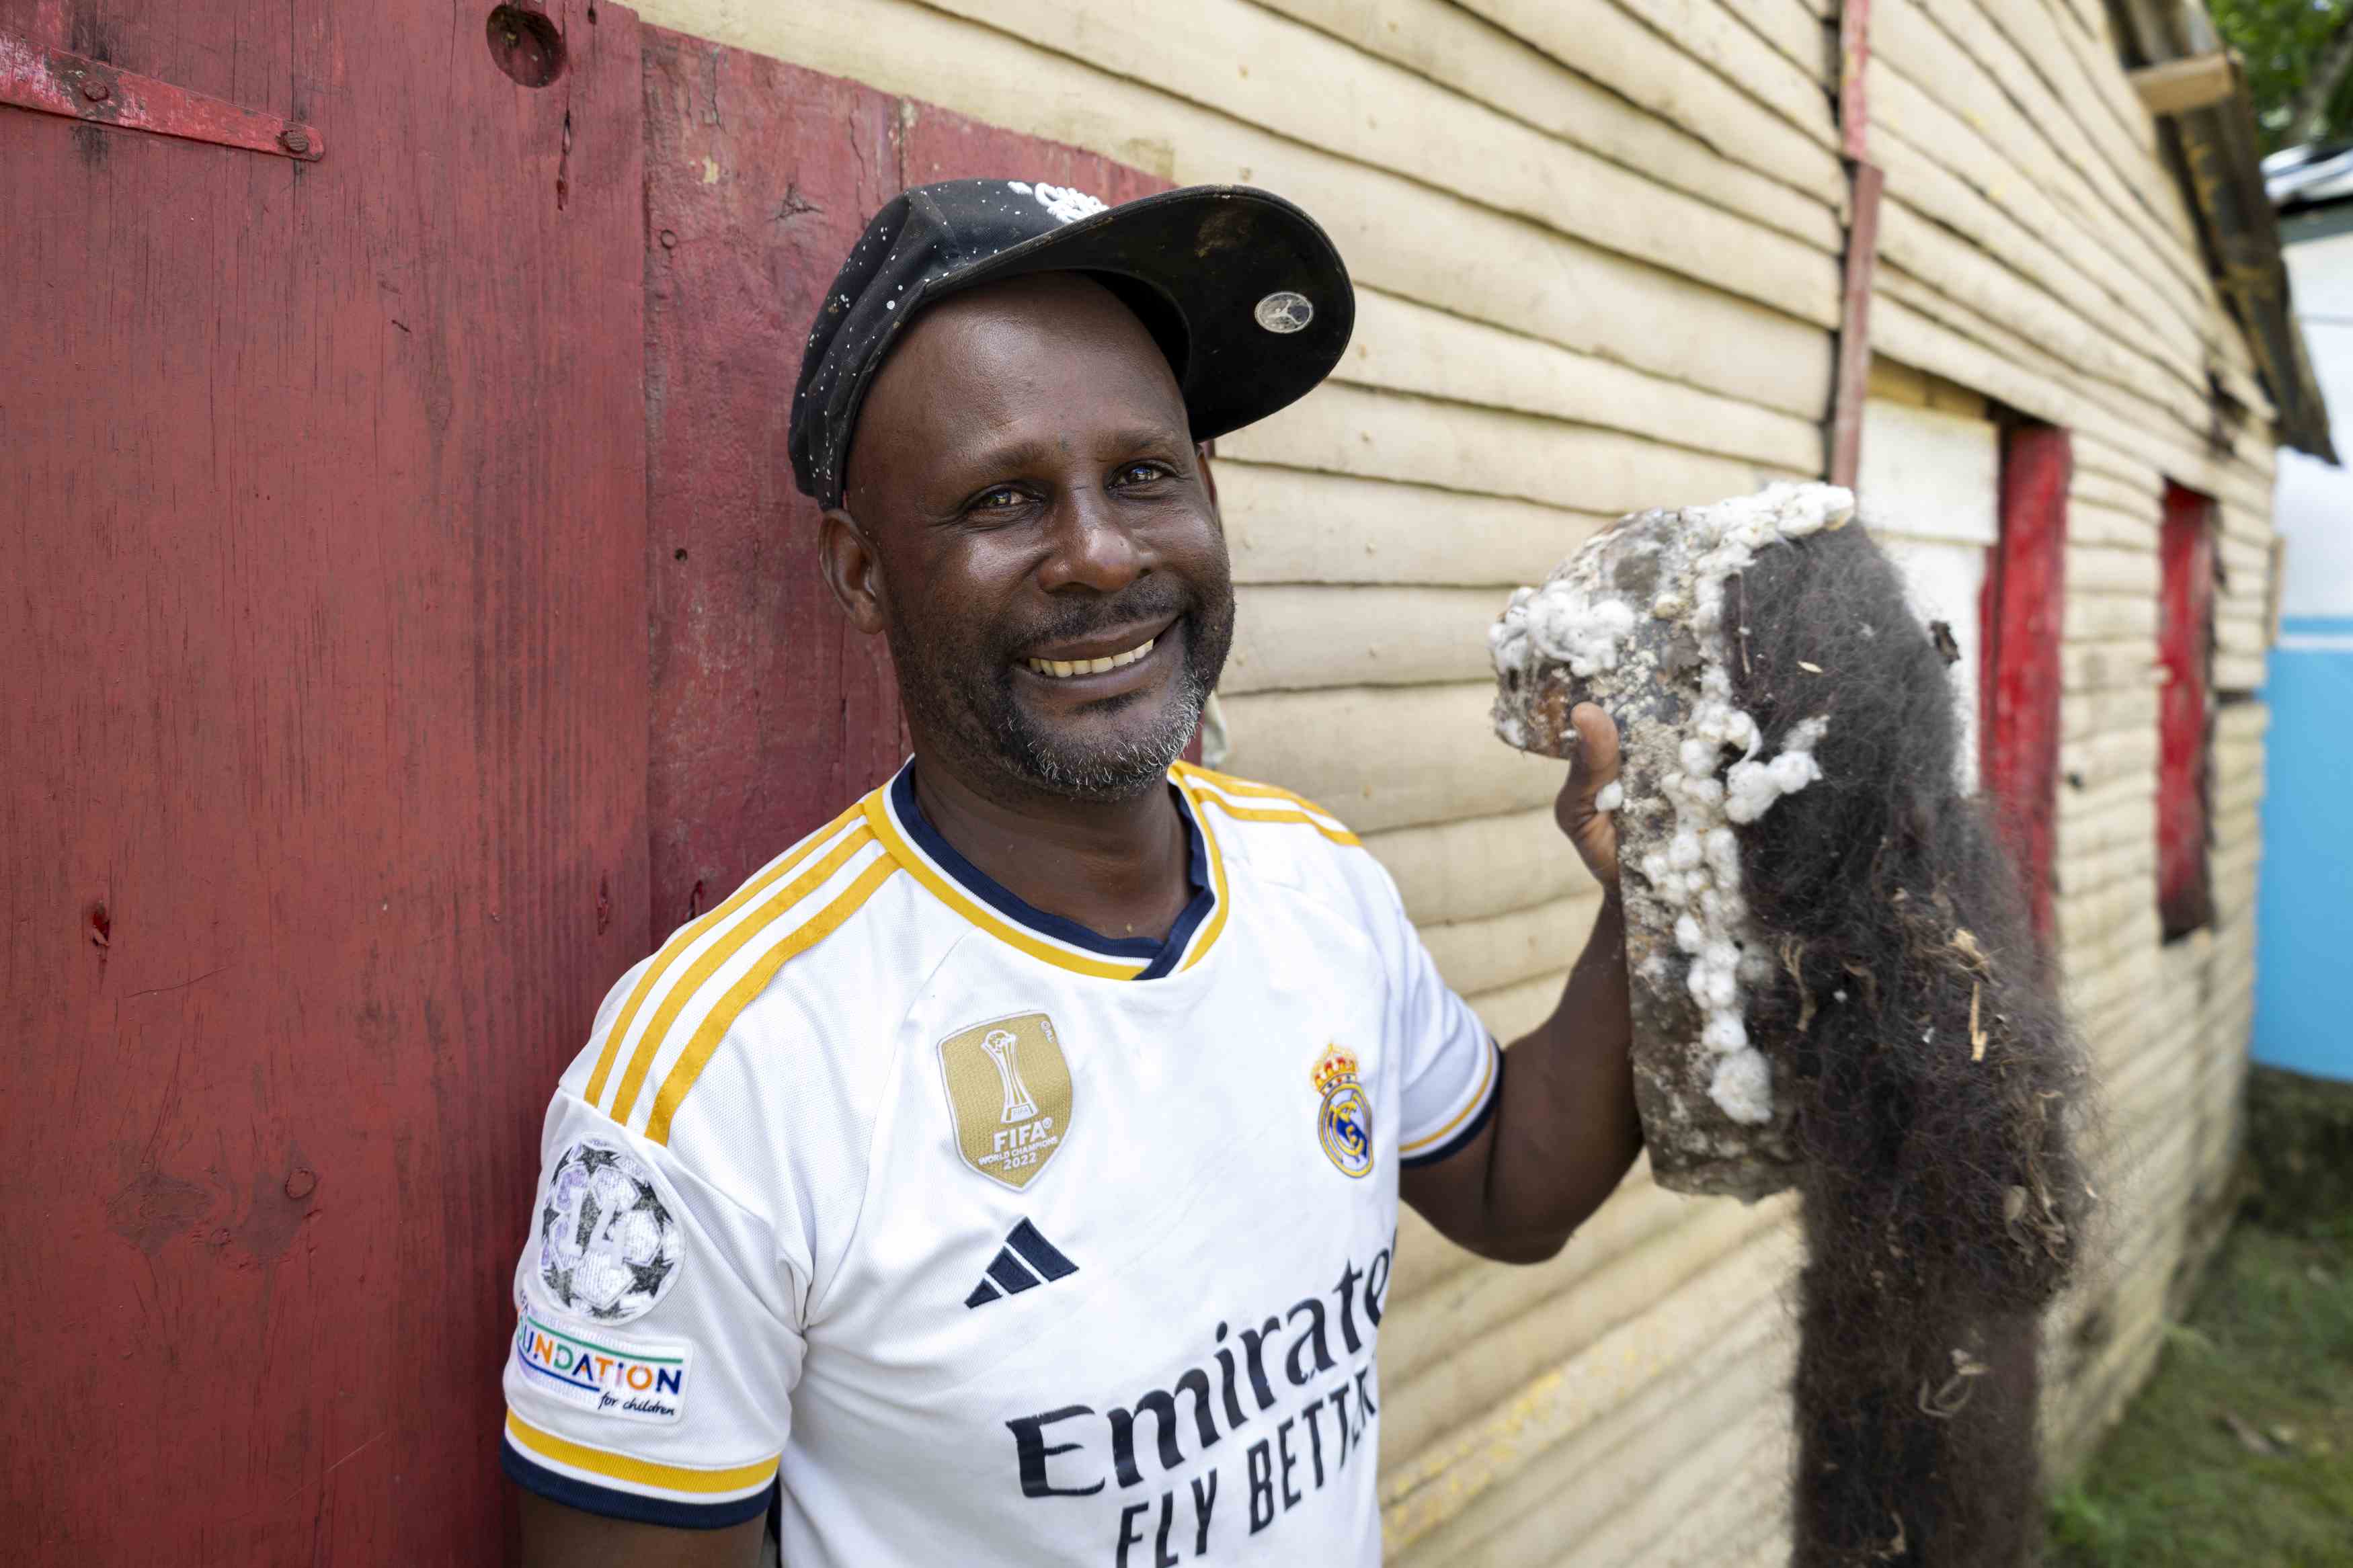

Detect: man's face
[832,272,1234,802]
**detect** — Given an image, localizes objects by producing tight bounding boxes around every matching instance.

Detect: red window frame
[2157,483,2217,939]
[1981,422,2071,948]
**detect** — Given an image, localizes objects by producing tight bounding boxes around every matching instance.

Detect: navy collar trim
[891,764,1216,981]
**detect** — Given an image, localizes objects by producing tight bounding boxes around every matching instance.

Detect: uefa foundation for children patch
[512,1312,692,1425]
[537,1140,685,1324]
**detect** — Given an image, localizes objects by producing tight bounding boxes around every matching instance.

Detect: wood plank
[1254,0,1844,249]
[1455,0,1845,198]
[1423,893,1604,998]
[1864,266,2212,505]
[1382,1215,1799,1546]
[2129,52,2237,116]
[1224,462,1611,587]
[2061,685,2159,744]
[1988,0,2170,174]
[1949,0,2209,299]
[1573,1389,1792,1568]
[1872,0,2212,342]
[1226,584,1501,693]
[1868,248,2208,462]
[1344,286,1829,469]
[1362,806,1599,927]
[1596,1419,1794,1568]
[1382,1167,1700,1386]
[1220,382,1790,518]
[1868,79,2208,398]
[637,0,1842,409]
[2214,655,2267,695]
[2067,544,2161,596]
[2066,498,2162,550]
[1867,294,2272,512]
[1220,681,1564,835]
[1737,0,1837,83]
[2055,823,2159,888]
[2071,431,2166,493]
[1601,0,1841,149]
[2064,592,2159,643]
[2071,466,2160,514]
[0,1,650,1557]
[644,38,912,929]
[1390,1303,1790,1563]
[882,0,1849,324]
[1381,1196,1792,1469]
[2059,723,2160,790]
[2063,638,2159,695]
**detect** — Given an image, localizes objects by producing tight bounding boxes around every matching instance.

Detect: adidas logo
[964,1219,1078,1308]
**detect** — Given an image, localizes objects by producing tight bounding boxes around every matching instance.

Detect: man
[502,179,1638,1566]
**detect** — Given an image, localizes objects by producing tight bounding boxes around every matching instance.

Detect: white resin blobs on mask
[1487,483,1858,1198]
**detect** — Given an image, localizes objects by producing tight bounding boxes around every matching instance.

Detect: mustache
[1004,581,1197,653]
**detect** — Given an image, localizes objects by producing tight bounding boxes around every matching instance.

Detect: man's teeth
[1025,636,1156,679]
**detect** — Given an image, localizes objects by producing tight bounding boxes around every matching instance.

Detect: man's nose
[1036,488,1147,594]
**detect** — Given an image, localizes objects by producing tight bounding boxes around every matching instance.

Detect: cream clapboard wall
[1858,0,2277,1483]
[633,0,2276,1560]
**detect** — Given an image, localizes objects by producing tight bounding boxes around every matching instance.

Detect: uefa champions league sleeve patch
[537,1140,685,1325]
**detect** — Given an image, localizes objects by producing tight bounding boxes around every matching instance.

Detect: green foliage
[2210,0,2353,151]
[2044,1223,2353,1567]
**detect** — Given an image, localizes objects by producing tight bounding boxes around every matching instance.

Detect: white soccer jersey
[501,761,1500,1565]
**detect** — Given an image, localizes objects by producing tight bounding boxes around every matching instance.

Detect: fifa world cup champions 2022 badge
[1312,1044,1374,1178]
[939,1012,1074,1191]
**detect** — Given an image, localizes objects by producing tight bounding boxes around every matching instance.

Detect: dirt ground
[2045,1067,2353,1567]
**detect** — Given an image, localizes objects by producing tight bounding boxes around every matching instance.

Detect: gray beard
[889,602,1230,806]
[989,656,1213,800]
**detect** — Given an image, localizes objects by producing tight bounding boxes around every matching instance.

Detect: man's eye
[1115,462,1168,486]
[971,487,1025,511]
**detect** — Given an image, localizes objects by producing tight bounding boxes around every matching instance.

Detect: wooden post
[1829,0,1880,489]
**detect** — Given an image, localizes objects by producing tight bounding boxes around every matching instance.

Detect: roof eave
[2110,0,2338,464]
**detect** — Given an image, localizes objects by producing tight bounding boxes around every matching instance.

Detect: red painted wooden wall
[2158,482,2218,940]
[4,7,1169,1560]
[639,28,1172,935]
[1,0,651,1559]
[1981,422,2072,949]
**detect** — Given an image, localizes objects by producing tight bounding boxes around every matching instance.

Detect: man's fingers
[1555,702,1622,889]
[1566,702,1621,793]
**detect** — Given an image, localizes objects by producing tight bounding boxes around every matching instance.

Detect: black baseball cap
[789,178,1354,508]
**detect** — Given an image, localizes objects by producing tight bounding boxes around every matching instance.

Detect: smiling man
[502,181,1640,1567]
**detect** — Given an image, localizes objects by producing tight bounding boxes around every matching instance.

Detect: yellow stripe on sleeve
[644,855,900,1145]
[504,1411,779,1496]
[605,827,876,1128]
[585,800,866,1107]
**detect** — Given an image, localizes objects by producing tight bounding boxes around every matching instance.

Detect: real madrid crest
[939,1012,1074,1191]
[1312,1044,1374,1179]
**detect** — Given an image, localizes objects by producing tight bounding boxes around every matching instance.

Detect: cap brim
[934,185,1354,446]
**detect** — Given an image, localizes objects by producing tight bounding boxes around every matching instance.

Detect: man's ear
[1195,440,1220,515]
[818,507,889,636]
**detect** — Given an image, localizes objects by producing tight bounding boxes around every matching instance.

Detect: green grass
[2046,1217,2353,1567]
